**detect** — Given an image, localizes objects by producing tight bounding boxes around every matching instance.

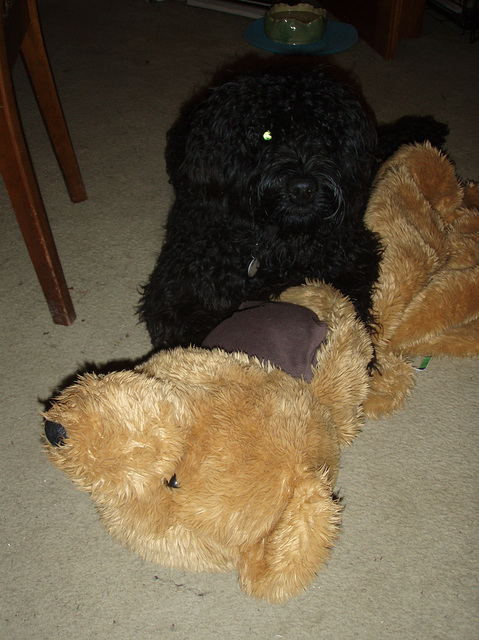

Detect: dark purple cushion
[202,301,328,381]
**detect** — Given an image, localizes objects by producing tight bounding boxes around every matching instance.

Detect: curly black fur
[139,66,448,350]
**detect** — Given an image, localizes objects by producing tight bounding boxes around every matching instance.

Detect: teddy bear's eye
[166,474,179,488]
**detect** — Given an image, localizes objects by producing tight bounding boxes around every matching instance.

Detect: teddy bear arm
[362,350,415,419]
[397,318,479,357]
[387,266,479,354]
[278,281,372,446]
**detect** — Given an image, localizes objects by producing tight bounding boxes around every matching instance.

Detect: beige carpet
[1,1,478,638]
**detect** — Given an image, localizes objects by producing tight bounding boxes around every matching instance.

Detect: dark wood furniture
[0,0,86,325]
[321,0,426,58]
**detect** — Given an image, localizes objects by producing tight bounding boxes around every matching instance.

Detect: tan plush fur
[45,286,372,603]
[44,143,478,602]
[278,282,373,445]
[361,143,479,417]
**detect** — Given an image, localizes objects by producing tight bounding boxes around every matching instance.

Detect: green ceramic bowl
[264,3,327,45]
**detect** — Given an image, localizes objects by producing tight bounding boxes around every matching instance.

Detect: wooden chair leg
[20,0,87,203]
[0,64,76,326]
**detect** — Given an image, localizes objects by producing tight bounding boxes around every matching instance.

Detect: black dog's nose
[44,420,67,447]
[287,176,318,202]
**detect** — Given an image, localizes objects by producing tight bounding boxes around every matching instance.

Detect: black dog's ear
[376,115,449,165]
[44,420,67,447]
[336,106,377,215]
[165,114,190,185]
[164,84,213,186]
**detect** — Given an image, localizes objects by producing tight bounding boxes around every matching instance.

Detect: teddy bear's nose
[44,420,67,447]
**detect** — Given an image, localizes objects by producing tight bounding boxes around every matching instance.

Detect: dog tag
[248,257,260,277]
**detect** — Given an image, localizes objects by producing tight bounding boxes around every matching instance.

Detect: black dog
[139,67,448,349]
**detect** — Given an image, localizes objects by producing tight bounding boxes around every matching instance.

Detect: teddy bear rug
[43,143,479,603]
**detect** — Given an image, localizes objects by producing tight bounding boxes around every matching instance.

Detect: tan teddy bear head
[44,346,347,603]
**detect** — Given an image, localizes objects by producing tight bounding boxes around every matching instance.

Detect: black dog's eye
[166,474,179,488]
[263,130,272,141]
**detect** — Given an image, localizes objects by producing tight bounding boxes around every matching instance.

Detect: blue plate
[243,19,358,55]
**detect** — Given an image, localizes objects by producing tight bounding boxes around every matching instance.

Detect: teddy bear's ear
[237,468,341,603]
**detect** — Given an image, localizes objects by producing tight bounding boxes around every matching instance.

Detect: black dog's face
[166,70,377,229]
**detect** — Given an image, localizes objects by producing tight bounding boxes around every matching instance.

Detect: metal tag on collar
[248,257,260,277]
